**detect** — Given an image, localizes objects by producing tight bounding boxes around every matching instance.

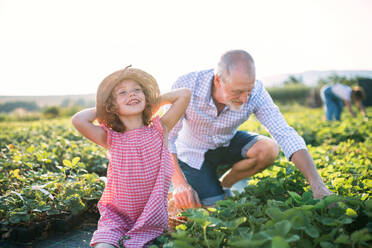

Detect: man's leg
[334,99,343,121]
[178,159,226,206]
[324,87,337,121]
[220,138,279,188]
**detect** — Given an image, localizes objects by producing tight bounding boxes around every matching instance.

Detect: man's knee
[247,138,279,169]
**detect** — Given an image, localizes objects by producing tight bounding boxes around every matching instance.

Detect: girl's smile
[114,79,146,116]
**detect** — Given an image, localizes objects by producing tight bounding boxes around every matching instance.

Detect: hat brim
[96,67,160,124]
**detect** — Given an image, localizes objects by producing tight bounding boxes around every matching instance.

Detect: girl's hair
[351,86,366,102]
[96,66,160,132]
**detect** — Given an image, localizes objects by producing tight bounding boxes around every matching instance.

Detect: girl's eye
[135,88,142,93]
[119,91,127,95]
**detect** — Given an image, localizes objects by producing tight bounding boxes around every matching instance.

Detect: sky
[1,0,372,96]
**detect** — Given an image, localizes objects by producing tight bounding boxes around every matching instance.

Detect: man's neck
[211,82,226,115]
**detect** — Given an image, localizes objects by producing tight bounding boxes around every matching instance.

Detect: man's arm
[345,101,357,117]
[171,154,201,208]
[253,81,332,199]
[167,74,201,208]
[355,100,368,120]
[290,149,332,199]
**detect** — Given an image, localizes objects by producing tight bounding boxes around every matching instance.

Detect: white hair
[215,50,255,81]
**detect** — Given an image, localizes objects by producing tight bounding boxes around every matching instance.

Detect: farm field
[0,106,371,247]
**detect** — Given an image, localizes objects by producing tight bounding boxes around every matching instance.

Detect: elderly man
[169,50,332,208]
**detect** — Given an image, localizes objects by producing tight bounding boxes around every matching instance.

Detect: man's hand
[291,149,334,200]
[173,184,201,209]
[311,181,333,199]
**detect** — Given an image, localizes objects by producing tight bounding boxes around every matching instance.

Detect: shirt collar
[194,69,215,101]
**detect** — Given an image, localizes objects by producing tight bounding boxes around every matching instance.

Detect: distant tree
[0,101,40,113]
[283,75,303,85]
[317,74,358,87]
[357,77,372,107]
[43,106,60,118]
[61,98,71,107]
[75,98,86,107]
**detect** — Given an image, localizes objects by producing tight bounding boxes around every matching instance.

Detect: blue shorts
[178,131,267,206]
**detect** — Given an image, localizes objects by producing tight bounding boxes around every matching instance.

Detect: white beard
[220,86,244,112]
[227,101,243,112]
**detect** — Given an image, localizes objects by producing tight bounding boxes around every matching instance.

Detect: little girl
[72,66,190,248]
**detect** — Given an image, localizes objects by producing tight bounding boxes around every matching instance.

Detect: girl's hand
[159,88,191,134]
[72,108,108,148]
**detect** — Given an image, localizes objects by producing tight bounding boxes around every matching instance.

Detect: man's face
[218,70,255,111]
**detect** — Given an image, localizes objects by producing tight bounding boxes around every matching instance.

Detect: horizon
[1,69,372,97]
[1,0,372,96]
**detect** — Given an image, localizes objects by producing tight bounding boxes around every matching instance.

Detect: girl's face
[113,79,146,117]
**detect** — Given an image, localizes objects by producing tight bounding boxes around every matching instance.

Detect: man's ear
[214,74,222,88]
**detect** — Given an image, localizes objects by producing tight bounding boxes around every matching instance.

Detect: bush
[43,106,61,119]
[267,85,312,106]
[0,101,40,113]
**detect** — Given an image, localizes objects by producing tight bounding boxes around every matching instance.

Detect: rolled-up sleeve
[253,82,307,160]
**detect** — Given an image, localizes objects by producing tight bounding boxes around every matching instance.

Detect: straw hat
[96,66,160,125]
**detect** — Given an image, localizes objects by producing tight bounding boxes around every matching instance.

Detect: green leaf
[171,231,195,243]
[63,159,72,167]
[208,217,222,225]
[71,157,80,166]
[302,191,314,202]
[296,239,313,248]
[365,199,372,211]
[285,234,299,243]
[320,217,337,226]
[319,241,335,248]
[272,236,289,248]
[324,194,342,206]
[216,199,235,207]
[265,208,283,221]
[224,217,247,230]
[304,225,319,238]
[334,234,350,244]
[24,162,33,169]
[298,204,313,210]
[172,240,194,248]
[229,238,268,247]
[351,229,372,243]
[275,220,291,236]
[288,191,302,204]
[314,199,327,209]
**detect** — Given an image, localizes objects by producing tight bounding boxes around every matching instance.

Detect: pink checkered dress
[90,116,174,248]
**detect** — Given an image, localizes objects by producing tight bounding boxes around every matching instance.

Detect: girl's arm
[159,88,191,134]
[71,108,108,148]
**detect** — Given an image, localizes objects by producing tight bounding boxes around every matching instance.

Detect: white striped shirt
[168,69,307,170]
[331,83,352,101]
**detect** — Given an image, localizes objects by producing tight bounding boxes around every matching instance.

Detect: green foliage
[0,119,107,226]
[0,101,40,113]
[267,84,311,105]
[1,107,371,247]
[317,74,358,87]
[42,106,61,118]
[157,107,372,247]
[283,75,303,85]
